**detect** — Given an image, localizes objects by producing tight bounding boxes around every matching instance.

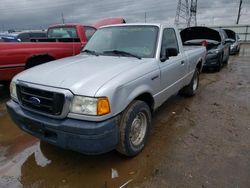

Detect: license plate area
[24,118,45,135]
[22,118,58,141]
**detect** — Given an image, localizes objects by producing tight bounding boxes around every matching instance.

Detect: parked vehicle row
[180,26,231,72]
[0,18,125,82]
[7,23,206,156]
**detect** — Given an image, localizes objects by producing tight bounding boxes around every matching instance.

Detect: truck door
[158,28,187,102]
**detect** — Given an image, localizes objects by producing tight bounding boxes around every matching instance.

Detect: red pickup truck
[0,18,125,82]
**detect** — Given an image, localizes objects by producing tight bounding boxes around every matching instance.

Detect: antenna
[175,0,189,28]
[61,13,65,24]
[236,0,243,24]
[188,0,198,27]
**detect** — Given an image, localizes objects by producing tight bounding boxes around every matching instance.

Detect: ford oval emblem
[29,97,41,106]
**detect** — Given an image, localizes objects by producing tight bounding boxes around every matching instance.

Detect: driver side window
[160,28,179,59]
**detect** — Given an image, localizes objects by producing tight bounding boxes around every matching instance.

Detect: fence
[211,25,250,42]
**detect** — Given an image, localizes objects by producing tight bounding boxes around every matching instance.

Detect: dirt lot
[0,44,249,188]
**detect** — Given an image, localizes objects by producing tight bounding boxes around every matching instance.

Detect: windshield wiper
[103,50,141,60]
[82,49,99,56]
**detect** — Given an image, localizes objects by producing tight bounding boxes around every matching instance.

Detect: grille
[17,85,65,116]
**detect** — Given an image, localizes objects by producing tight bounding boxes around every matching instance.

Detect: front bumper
[203,53,220,68]
[6,100,119,155]
[230,45,240,54]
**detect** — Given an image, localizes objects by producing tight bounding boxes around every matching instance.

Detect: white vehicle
[7,23,206,156]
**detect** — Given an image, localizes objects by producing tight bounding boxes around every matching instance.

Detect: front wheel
[217,54,224,72]
[224,51,229,65]
[116,100,151,156]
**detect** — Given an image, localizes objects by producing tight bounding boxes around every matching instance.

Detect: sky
[0,0,250,31]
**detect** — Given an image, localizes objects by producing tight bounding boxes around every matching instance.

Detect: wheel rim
[129,112,147,147]
[193,72,198,91]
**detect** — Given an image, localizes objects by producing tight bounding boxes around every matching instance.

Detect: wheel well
[25,55,55,69]
[135,93,154,112]
[196,60,202,72]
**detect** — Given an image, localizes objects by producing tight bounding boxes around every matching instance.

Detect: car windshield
[82,25,159,58]
[47,27,78,39]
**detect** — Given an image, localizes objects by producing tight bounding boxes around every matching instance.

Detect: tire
[215,55,223,72]
[116,100,151,156]
[180,68,199,97]
[224,49,230,65]
[237,47,240,54]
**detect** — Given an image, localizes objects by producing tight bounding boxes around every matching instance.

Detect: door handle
[151,75,159,80]
[181,60,185,65]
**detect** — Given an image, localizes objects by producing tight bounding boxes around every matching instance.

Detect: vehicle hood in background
[93,17,126,28]
[180,26,221,43]
[15,54,146,96]
[224,29,236,40]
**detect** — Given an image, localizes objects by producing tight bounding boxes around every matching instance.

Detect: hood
[16,54,145,96]
[180,26,221,43]
[224,29,236,40]
[93,17,126,28]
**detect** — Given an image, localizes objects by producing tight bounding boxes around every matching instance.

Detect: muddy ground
[0,44,249,188]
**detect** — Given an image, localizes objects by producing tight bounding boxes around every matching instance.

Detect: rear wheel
[116,100,151,156]
[179,68,199,97]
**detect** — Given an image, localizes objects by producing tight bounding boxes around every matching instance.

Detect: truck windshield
[47,27,78,39]
[83,25,159,58]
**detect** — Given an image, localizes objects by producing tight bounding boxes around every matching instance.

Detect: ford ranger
[7,23,206,156]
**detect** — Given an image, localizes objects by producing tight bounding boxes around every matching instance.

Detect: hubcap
[129,112,147,147]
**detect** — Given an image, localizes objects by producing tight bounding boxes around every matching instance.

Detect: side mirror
[168,48,179,57]
[160,48,178,62]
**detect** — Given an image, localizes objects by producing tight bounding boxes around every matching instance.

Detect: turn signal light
[97,98,111,116]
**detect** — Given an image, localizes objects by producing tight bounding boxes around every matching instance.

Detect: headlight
[231,43,236,48]
[208,49,219,54]
[70,96,110,116]
[10,81,18,100]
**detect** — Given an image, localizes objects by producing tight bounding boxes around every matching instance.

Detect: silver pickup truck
[7,23,206,156]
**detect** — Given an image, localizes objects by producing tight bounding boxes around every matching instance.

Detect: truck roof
[49,18,126,29]
[49,24,91,28]
[99,23,176,29]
